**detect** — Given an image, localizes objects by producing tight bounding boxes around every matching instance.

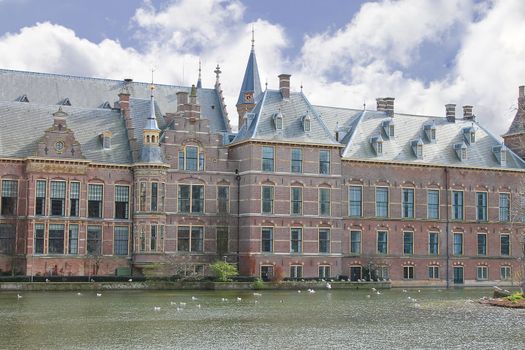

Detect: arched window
[179,145,205,171]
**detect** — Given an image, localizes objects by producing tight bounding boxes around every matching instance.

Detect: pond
[0,288,524,349]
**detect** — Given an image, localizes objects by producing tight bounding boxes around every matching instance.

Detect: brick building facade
[0,41,524,287]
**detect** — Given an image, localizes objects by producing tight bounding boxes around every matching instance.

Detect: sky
[0,0,523,134]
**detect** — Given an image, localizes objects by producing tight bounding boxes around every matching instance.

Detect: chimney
[383,97,395,118]
[176,91,188,111]
[278,74,291,99]
[463,105,474,120]
[445,104,456,123]
[376,98,386,112]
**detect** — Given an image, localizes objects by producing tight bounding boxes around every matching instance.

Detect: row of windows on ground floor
[259,264,514,282]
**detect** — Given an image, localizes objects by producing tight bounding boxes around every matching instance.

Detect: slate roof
[0,69,229,133]
[232,90,340,146]
[0,101,131,164]
[341,110,525,169]
[237,48,262,105]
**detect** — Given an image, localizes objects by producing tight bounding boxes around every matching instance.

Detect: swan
[154,306,161,311]
[17,294,22,299]
[96,293,102,297]
[236,297,242,302]
[191,296,198,301]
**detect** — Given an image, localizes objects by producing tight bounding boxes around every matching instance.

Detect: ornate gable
[36,107,83,159]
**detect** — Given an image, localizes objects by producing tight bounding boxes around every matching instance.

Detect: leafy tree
[210,261,238,282]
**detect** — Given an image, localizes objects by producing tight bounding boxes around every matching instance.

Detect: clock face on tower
[54,141,65,153]
[244,93,252,102]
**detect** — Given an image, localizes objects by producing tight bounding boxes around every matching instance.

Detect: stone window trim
[403,231,414,255]
[350,230,361,255]
[176,225,204,253]
[113,225,130,256]
[178,144,205,171]
[453,232,463,256]
[261,185,274,215]
[377,230,388,255]
[69,181,80,217]
[475,191,488,222]
[427,189,440,220]
[451,190,464,221]
[318,228,331,254]
[401,187,415,219]
[375,186,389,218]
[262,146,275,172]
[428,231,440,255]
[477,233,487,256]
[217,185,230,214]
[1,178,19,216]
[403,265,415,280]
[348,185,363,218]
[476,265,488,281]
[318,187,331,217]
[87,183,104,219]
[177,183,205,214]
[290,227,303,254]
[499,192,511,222]
[500,233,511,256]
[35,179,47,216]
[428,265,439,279]
[261,226,274,253]
[290,186,303,216]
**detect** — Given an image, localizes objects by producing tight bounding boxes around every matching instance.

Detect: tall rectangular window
[177,226,203,252]
[477,233,487,256]
[69,182,80,217]
[1,180,17,216]
[500,234,510,256]
[217,186,229,214]
[48,224,64,254]
[429,232,439,255]
[0,224,15,254]
[291,148,302,173]
[499,193,510,222]
[261,227,273,253]
[151,182,158,211]
[402,188,414,218]
[88,184,103,218]
[68,224,78,254]
[35,180,46,216]
[114,226,129,256]
[500,266,511,280]
[319,229,330,253]
[319,188,330,216]
[319,150,330,174]
[50,181,66,216]
[216,227,228,256]
[319,265,331,279]
[290,265,303,279]
[150,225,157,252]
[403,266,414,279]
[290,228,302,253]
[453,233,463,255]
[477,266,488,280]
[377,231,388,254]
[178,185,204,213]
[291,187,302,215]
[428,266,439,279]
[376,187,389,218]
[262,186,274,214]
[87,226,102,255]
[452,191,463,220]
[403,232,414,255]
[34,223,45,254]
[262,146,274,172]
[185,146,198,171]
[139,182,146,211]
[350,231,361,255]
[199,152,205,171]
[427,189,439,219]
[349,186,362,217]
[115,185,129,219]
[476,192,487,221]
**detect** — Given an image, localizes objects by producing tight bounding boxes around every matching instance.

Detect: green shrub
[210,261,238,282]
[252,278,264,290]
[505,292,524,303]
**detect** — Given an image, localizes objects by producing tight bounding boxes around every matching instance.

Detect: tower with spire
[503,85,525,159]
[140,82,163,163]
[196,59,202,89]
[236,26,262,129]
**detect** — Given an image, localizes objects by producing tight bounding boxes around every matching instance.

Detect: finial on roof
[363,99,366,110]
[251,24,255,50]
[300,82,303,92]
[265,79,268,90]
[214,64,221,85]
[197,59,202,89]
[150,69,155,97]
[190,84,197,98]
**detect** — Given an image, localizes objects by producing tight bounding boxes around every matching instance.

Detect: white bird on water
[96,293,102,297]
[402,289,408,293]
[297,290,301,293]
[196,304,201,309]
[77,292,82,296]
[366,295,371,299]
[308,289,316,294]
[179,302,186,306]
[17,294,22,299]
[154,306,161,311]
[253,292,262,297]
[236,297,242,302]
[326,283,332,290]
[221,298,228,302]
[128,279,133,282]
[170,301,177,305]
[191,296,198,301]
[371,287,377,292]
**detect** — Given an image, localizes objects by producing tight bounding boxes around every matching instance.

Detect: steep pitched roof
[232,90,340,146]
[0,68,230,133]
[342,110,525,169]
[0,101,131,164]
[237,47,262,105]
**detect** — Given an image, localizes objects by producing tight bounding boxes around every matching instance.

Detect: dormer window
[492,145,507,166]
[303,114,311,132]
[370,135,384,156]
[60,97,71,106]
[463,126,476,145]
[424,122,437,143]
[454,142,468,161]
[273,112,283,130]
[100,131,112,150]
[411,139,424,159]
[178,145,205,171]
[382,118,395,139]
[244,112,256,129]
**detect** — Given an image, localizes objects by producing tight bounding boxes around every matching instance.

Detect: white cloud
[0,0,523,135]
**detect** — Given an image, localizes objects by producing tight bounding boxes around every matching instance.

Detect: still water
[0,288,523,350]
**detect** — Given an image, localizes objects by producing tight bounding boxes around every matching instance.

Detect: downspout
[445,167,450,289]
[235,169,241,269]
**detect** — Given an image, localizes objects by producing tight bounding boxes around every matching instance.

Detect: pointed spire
[196,59,202,89]
[144,73,159,131]
[237,27,262,106]
[214,64,222,86]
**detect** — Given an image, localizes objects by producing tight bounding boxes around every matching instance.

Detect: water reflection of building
[0,40,524,287]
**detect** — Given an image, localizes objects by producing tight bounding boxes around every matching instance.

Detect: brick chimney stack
[445,104,456,123]
[376,98,386,112]
[278,74,291,99]
[463,105,474,120]
[383,97,395,118]
[519,85,525,112]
